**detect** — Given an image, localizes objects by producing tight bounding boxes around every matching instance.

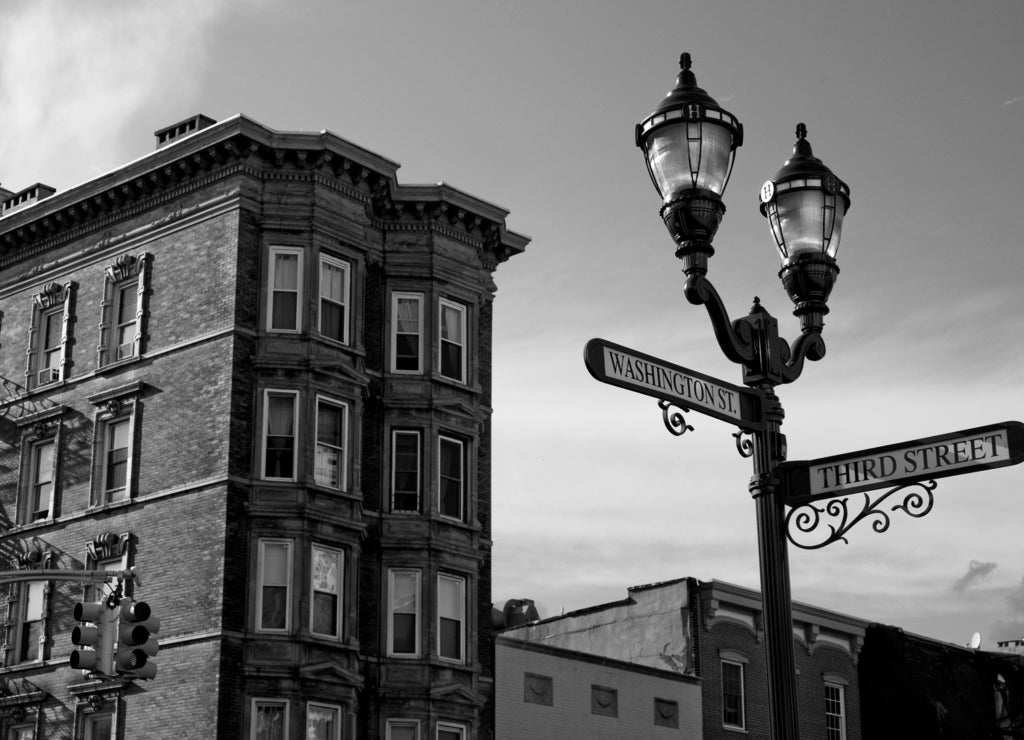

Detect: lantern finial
[680,52,692,71]
[796,122,807,140]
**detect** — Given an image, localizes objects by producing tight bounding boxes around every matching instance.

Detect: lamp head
[636,53,743,273]
[759,124,851,331]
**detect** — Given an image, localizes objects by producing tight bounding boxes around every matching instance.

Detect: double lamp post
[635,53,850,740]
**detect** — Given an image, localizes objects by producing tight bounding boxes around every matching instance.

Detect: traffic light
[114,599,159,679]
[70,597,116,676]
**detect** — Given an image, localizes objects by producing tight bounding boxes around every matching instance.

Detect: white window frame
[26,438,56,522]
[314,396,347,490]
[436,722,467,740]
[387,569,420,657]
[97,413,134,504]
[16,580,45,664]
[99,254,148,367]
[438,298,467,383]
[825,681,847,740]
[257,539,293,634]
[385,719,420,740]
[306,702,342,740]
[391,430,421,512]
[38,306,64,384]
[267,246,304,333]
[262,390,299,482]
[391,292,424,374]
[251,698,289,740]
[318,254,350,345]
[721,659,746,730]
[437,435,464,521]
[437,574,466,664]
[310,544,344,639]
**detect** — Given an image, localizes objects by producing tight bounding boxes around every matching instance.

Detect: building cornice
[0,114,528,268]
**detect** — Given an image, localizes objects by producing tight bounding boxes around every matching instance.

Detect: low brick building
[0,114,526,738]
[499,577,867,740]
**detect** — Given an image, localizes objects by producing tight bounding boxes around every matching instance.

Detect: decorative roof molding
[0,115,528,269]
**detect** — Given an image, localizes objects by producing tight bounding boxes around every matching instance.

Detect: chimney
[1,183,57,217]
[154,114,217,149]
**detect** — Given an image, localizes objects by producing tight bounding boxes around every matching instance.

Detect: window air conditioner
[37,368,60,385]
[116,342,135,360]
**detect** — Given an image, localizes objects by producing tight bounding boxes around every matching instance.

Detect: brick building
[0,114,527,739]
[499,578,867,740]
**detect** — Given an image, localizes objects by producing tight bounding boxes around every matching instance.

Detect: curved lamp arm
[683,274,755,366]
[778,331,826,384]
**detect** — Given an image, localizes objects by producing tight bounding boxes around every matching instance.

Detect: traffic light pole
[0,567,139,586]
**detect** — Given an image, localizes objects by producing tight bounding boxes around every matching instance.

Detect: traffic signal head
[70,600,115,676]
[115,599,159,679]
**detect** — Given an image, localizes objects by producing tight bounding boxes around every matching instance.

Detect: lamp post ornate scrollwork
[636,53,851,740]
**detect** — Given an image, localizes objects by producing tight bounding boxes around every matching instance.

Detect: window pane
[106,420,130,492]
[723,662,744,727]
[265,395,295,479]
[307,705,338,740]
[315,402,344,488]
[440,303,464,381]
[439,438,463,519]
[261,543,289,630]
[438,729,463,740]
[117,284,136,325]
[312,547,341,636]
[320,261,344,301]
[387,722,418,740]
[25,582,44,620]
[391,571,418,654]
[87,715,113,740]
[320,301,344,342]
[274,253,298,289]
[392,432,420,511]
[394,296,421,371]
[255,702,286,740]
[438,576,463,661]
[32,442,54,518]
[43,311,61,350]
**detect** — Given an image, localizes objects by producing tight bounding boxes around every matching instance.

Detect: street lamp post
[635,53,851,740]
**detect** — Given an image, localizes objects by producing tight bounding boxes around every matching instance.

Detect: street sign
[780,421,1024,504]
[584,338,765,431]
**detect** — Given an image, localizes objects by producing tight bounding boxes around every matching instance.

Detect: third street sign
[781,421,1024,504]
[584,338,764,431]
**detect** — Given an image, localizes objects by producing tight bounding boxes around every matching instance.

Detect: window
[27,439,55,521]
[89,383,143,505]
[438,299,467,382]
[252,699,288,740]
[318,255,349,344]
[386,720,419,740]
[263,391,298,481]
[82,713,113,740]
[591,686,618,717]
[436,724,466,740]
[391,431,420,512]
[310,545,343,639]
[306,703,341,740]
[17,581,45,663]
[8,725,34,740]
[524,673,553,706]
[257,540,292,632]
[268,246,303,332]
[391,293,423,373]
[314,398,346,489]
[437,574,465,663]
[387,569,419,656]
[29,281,73,386]
[654,698,679,729]
[38,309,63,384]
[102,418,130,500]
[100,253,149,366]
[438,436,464,520]
[722,660,746,729]
[825,682,846,740]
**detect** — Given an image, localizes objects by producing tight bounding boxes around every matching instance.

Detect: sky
[1,0,1022,649]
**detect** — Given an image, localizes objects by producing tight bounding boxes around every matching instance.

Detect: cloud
[951,559,998,594]
[0,0,239,191]
[1007,575,1024,614]
[1004,96,1024,107]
